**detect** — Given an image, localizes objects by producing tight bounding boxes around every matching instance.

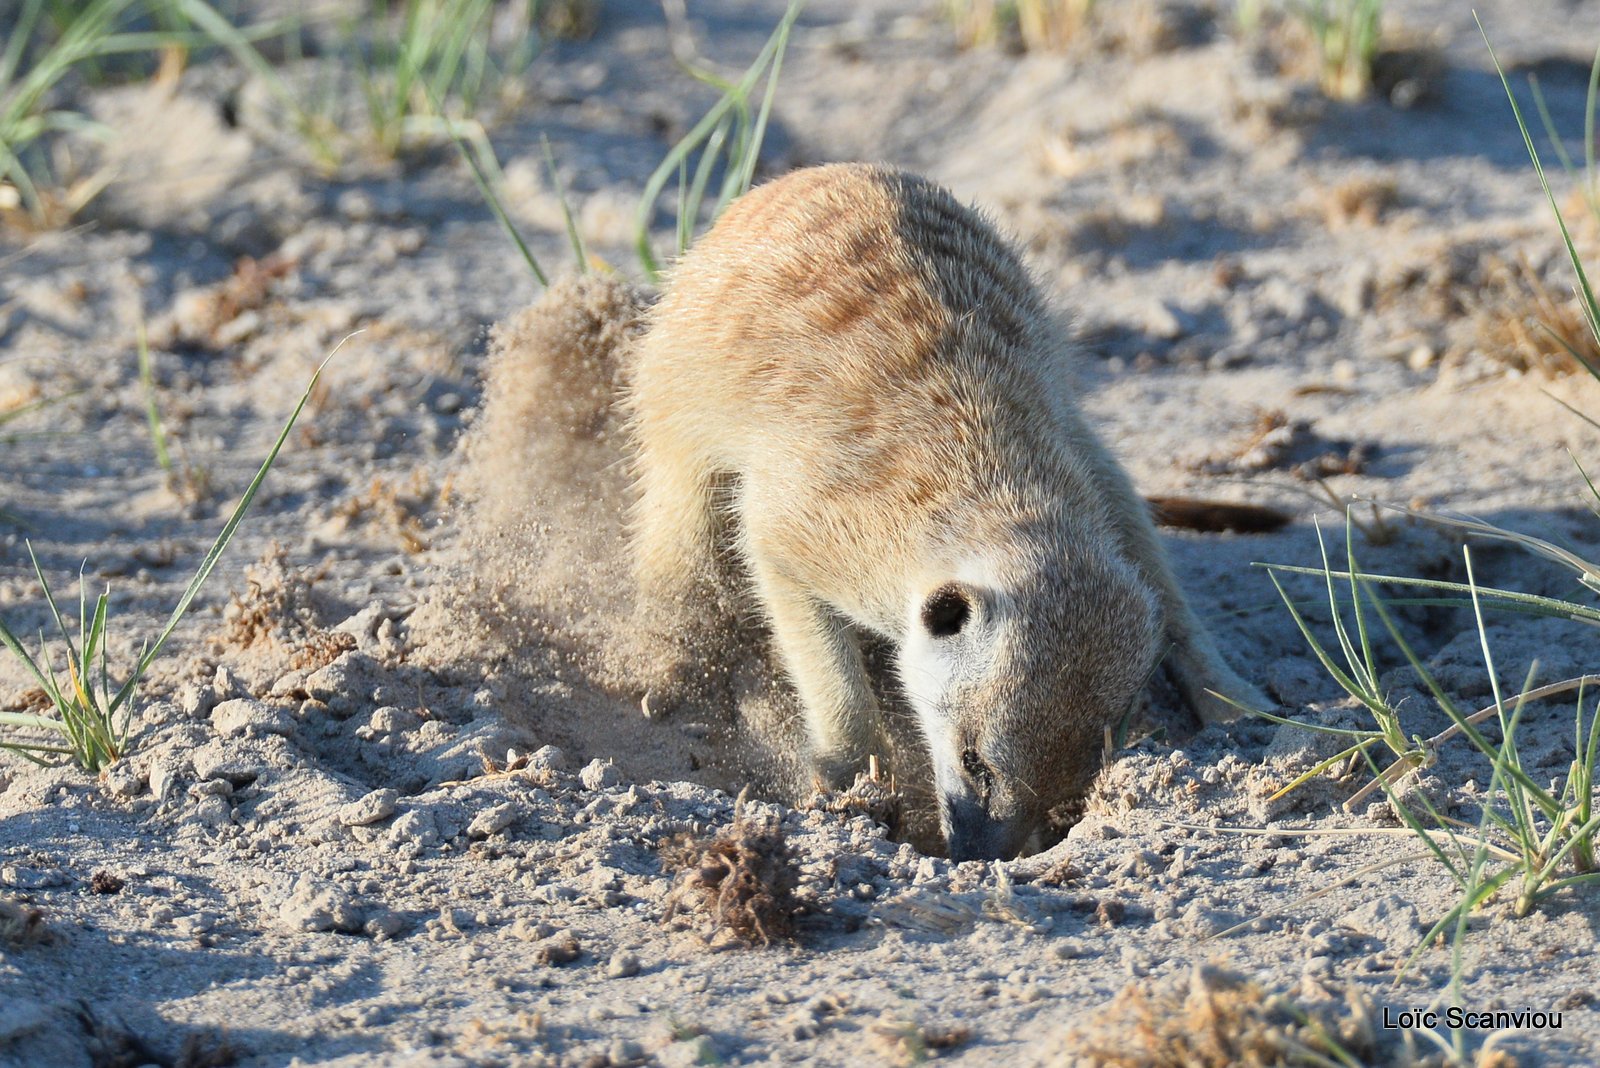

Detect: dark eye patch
[921,584,970,637]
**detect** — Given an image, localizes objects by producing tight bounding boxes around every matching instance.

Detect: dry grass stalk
[947,0,1096,52]
[1471,251,1600,377]
[1054,965,1385,1068]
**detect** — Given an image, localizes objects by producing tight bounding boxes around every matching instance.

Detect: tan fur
[626,163,1264,858]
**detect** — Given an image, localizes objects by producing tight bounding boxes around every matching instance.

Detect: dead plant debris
[216,545,354,671]
[660,805,805,947]
[1,897,50,945]
[5,686,53,713]
[1055,965,1387,1068]
[1320,175,1398,230]
[1469,251,1600,377]
[1189,409,1373,480]
[164,253,295,351]
[89,870,125,895]
[532,930,583,966]
[75,1004,239,1068]
[803,764,905,833]
[330,471,441,554]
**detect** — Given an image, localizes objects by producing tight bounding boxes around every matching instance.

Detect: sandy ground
[5,0,1600,1064]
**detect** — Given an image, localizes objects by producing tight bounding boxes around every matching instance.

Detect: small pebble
[580,759,621,790]
[467,802,517,838]
[607,1038,644,1067]
[337,789,398,827]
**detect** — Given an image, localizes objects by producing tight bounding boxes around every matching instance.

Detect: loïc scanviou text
[1382,1007,1561,1031]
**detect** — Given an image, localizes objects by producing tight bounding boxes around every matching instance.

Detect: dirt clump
[216,545,354,673]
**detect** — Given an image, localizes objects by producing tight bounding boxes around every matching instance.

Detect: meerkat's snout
[939,750,1032,863]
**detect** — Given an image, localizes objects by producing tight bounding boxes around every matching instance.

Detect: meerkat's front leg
[632,460,717,605]
[745,557,882,787]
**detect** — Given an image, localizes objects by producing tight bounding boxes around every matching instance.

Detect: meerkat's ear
[921,583,975,637]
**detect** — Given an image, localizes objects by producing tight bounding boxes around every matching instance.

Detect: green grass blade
[1363,583,1465,724]
[729,0,799,204]
[1586,43,1599,219]
[1358,745,1470,887]
[1267,571,1387,716]
[1314,523,1367,692]
[0,0,45,89]
[541,132,587,273]
[25,542,81,669]
[110,341,350,713]
[0,711,62,733]
[1528,74,1579,178]
[635,1,803,279]
[1246,703,1384,740]
[1480,20,1600,372]
[1344,515,1380,698]
[0,741,72,766]
[1545,390,1600,438]
[1261,563,1600,626]
[137,321,173,474]
[0,614,51,694]
[1403,866,1515,976]
[682,113,732,255]
[171,0,314,135]
[428,80,546,287]
[79,580,107,679]
[1582,687,1600,832]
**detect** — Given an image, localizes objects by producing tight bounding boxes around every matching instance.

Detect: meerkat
[626,163,1266,861]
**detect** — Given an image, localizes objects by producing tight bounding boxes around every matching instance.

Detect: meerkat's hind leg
[627,425,724,707]
[1117,528,1270,723]
[1055,413,1272,722]
[1165,615,1270,723]
[745,556,883,789]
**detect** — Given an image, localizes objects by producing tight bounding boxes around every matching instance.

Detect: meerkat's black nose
[941,792,1026,862]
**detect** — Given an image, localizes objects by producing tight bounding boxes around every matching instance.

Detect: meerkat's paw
[809,751,867,793]
[634,648,701,720]
[807,732,893,793]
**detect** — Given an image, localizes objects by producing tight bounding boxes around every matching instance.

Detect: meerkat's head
[898,541,1162,862]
